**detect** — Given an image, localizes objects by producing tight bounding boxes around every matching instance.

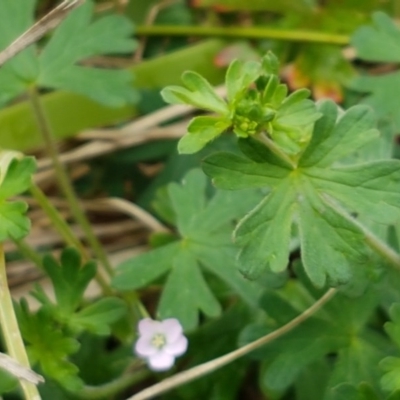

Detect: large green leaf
[113,169,262,330]
[203,100,398,287]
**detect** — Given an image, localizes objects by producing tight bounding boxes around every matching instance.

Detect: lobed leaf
[0,202,30,241]
[113,169,261,330]
[16,301,82,391]
[300,101,379,168]
[204,99,392,287]
[42,248,97,315]
[0,0,137,107]
[157,250,222,331]
[178,116,231,154]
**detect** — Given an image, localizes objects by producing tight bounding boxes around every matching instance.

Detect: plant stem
[29,184,111,294]
[257,132,297,169]
[136,25,350,45]
[28,87,114,278]
[127,288,336,400]
[77,368,149,399]
[0,243,42,400]
[29,185,86,254]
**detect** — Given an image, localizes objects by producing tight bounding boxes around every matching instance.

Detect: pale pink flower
[134,318,188,371]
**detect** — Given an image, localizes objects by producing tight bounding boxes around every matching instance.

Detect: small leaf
[178,116,231,154]
[16,301,82,391]
[225,59,261,102]
[161,72,228,114]
[41,248,97,314]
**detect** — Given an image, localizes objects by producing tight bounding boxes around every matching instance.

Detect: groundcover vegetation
[0,1,400,399]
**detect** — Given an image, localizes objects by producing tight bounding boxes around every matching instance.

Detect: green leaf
[112,242,180,290]
[0,370,17,395]
[16,301,82,391]
[0,156,35,240]
[380,357,400,394]
[241,284,386,397]
[380,303,400,394]
[158,249,222,330]
[0,157,36,200]
[331,383,381,400]
[113,169,262,330]
[225,59,261,102]
[178,116,231,154]
[0,0,137,107]
[235,179,296,279]
[0,202,30,241]
[69,298,127,336]
[351,12,400,130]
[161,71,228,114]
[39,248,97,315]
[351,12,400,63]
[300,102,379,168]
[204,100,395,286]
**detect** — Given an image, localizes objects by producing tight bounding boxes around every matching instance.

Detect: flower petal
[162,319,183,342]
[138,318,161,336]
[135,337,158,357]
[147,352,175,371]
[165,336,188,357]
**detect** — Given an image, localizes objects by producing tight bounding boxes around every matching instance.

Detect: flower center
[151,333,167,349]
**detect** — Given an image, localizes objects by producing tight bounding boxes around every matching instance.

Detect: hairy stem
[127,288,336,400]
[28,87,113,278]
[136,25,349,45]
[0,243,42,400]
